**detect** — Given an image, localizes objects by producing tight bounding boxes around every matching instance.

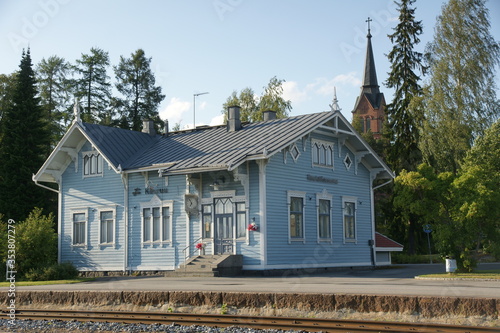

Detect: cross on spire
[366,17,372,37]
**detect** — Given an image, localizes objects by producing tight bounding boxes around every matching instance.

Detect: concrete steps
[165,254,243,277]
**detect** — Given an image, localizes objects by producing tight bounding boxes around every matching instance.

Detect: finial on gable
[73,98,81,123]
[329,87,341,112]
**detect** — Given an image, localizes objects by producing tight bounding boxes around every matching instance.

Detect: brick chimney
[142,119,156,136]
[227,106,241,132]
[263,110,277,121]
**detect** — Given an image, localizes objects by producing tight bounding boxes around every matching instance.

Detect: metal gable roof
[81,122,158,169]
[34,110,394,183]
[33,122,158,183]
[124,111,335,172]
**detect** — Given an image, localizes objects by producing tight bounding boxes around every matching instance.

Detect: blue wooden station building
[34,101,395,275]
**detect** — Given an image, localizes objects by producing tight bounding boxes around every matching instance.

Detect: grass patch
[418,269,500,279]
[0,278,95,287]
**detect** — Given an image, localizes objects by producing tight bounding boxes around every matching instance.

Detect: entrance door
[214,197,234,254]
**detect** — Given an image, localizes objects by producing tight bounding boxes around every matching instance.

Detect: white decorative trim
[289,143,301,162]
[311,139,334,169]
[82,150,103,178]
[210,190,236,198]
[343,153,353,171]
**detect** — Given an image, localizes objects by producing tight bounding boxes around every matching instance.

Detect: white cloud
[282,81,309,104]
[159,97,191,126]
[209,114,225,126]
[314,72,361,96]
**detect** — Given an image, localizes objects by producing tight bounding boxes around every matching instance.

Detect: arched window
[312,140,334,168]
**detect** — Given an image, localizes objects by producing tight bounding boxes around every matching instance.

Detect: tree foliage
[0,73,17,141]
[394,120,500,271]
[73,47,112,124]
[36,55,72,144]
[384,0,425,174]
[222,76,292,122]
[420,0,500,173]
[15,208,58,279]
[114,49,165,131]
[0,50,54,221]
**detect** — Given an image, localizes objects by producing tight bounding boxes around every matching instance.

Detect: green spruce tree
[0,49,54,221]
[384,0,425,174]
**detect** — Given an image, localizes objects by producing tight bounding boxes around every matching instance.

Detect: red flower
[195,242,204,250]
[247,223,258,231]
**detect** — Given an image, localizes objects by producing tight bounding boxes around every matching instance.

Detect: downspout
[370,179,393,267]
[122,172,129,273]
[257,159,268,269]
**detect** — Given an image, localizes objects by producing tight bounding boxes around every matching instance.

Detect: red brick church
[352,20,386,139]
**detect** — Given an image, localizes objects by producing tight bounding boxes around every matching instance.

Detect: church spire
[362,17,380,95]
[351,17,386,140]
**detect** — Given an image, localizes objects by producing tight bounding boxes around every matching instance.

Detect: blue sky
[1,0,499,129]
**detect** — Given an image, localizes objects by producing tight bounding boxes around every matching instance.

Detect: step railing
[181,237,203,273]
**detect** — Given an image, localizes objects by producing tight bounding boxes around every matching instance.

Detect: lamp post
[193,92,209,129]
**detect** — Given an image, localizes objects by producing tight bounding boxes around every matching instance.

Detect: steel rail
[4,309,498,333]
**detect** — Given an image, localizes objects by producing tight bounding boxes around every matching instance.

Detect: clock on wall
[184,194,199,215]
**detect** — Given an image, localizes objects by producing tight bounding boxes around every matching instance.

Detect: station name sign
[306,174,338,184]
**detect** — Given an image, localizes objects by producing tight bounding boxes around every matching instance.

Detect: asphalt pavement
[6,263,500,299]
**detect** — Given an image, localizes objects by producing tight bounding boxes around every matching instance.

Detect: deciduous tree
[221,76,291,122]
[420,0,500,173]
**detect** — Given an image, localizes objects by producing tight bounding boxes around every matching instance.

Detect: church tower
[352,18,386,139]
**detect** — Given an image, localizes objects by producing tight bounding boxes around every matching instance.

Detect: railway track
[4,309,498,333]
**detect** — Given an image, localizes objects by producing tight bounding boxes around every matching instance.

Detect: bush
[392,253,443,264]
[16,208,57,279]
[24,262,79,281]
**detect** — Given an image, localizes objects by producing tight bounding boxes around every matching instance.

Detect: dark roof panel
[125,112,334,172]
[81,122,158,169]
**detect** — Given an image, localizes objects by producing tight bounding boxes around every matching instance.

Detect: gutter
[32,174,60,193]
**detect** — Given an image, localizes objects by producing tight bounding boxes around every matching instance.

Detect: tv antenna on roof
[193,92,209,129]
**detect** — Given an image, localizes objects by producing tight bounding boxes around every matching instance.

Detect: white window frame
[71,209,88,248]
[316,190,333,243]
[140,195,173,246]
[82,151,103,178]
[235,198,247,239]
[98,206,116,247]
[312,139,334,169]
[201,203,213,239]
[342,196,357,243]
[287,190,306,243]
